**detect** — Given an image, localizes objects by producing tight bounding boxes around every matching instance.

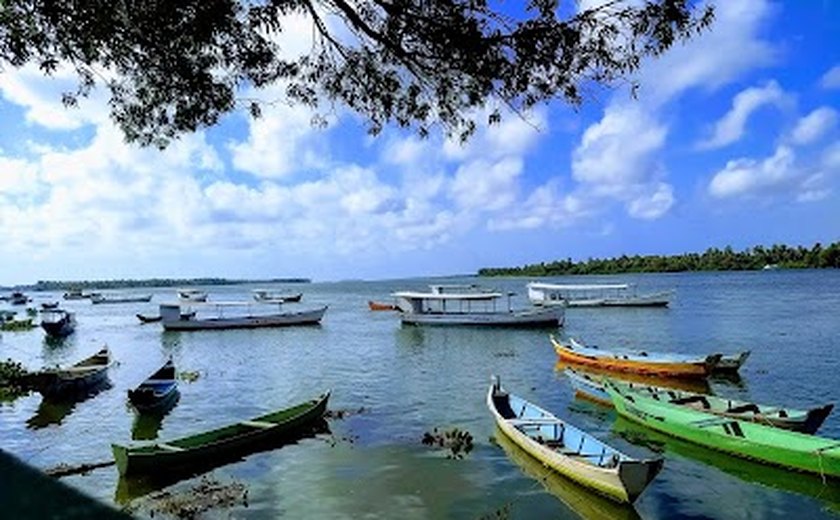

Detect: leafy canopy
[0,0,714,148]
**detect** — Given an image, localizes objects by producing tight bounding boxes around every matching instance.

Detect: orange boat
[368,300,397,311]
[550,336,719,379]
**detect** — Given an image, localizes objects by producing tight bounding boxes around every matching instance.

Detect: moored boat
[158,302,327,331]
[368,300,396,311]
[605,379,840,478]
[393,285,564,327]
[487,376,662,503]
[62,289,88,300]
[713,351,751,372]
[136,313,163,324]
[10,291,29,305]
[91,294,153,304]
[40,309,77,338]
[177,289,208,302]
[567,369,832,434]
[36,347,112,398]
[527,283,673,308]
[112,390,330,475]
[551,336,719,379]
[252,289,303,303]
[128,359,179,413]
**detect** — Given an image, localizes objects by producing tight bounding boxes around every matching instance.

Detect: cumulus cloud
[821,65,840,90]
[697,81,787,150]
[790,107,838,146]
[626,183,675,220]
[708,145,797,199]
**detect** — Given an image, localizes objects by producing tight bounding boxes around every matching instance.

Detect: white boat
[40,309,77,338]
[252,289,302,303]
[177,289,208,302]
[527,283,673,308]
[158,302,327,331]
[91,293,153,304]
[392,285,564,327]
[488,376,662,503]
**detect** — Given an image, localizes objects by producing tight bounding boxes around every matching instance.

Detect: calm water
[1,270,839,519]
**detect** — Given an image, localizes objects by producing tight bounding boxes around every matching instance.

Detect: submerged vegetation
[0,359,32,400]
[479,242,840,277]
[422,427,475,460]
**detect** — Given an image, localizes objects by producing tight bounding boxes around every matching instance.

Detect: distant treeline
[479,242,840,277]
[29,277,310,291]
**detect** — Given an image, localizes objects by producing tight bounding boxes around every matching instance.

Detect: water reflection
[114,418,331,505]
[612,416,840,511]
[709,370,747,390]
[130,391,181,441]
[492,427,642,520]
[26,381,112,430]
[554,361,712,395]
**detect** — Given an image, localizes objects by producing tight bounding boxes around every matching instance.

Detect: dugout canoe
[605,379,840,478]
[566,369,832,434]
[127,359,179,413]
[550,336,719,379]
[112,390,330,476]
[488,376,662,504]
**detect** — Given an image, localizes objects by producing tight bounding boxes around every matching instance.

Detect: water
[1,270,839,519]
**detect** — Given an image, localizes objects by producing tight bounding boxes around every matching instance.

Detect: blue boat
[128,359,179,413]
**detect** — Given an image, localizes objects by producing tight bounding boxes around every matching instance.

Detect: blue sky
[1,1,838,285]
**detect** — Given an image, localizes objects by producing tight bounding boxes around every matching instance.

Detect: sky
[1,1,839,285]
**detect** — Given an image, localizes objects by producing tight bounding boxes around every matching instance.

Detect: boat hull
[605,381,840,478]
[488,380,661,503]
[551,336,714,379]
[401,308,564,327]
[162,306,327,331]
[40,315,76,338]
[113,392,330,476]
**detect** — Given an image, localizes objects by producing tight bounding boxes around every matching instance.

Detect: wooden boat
[37,347,112,398]
[551,336,719,379]
[158,302,327,331]
[713,351,751,372]
[91,294,153,304]
[393,285,564,327]
[128,359,178,413]
[10,291,29,305]
[605,379,840,478]
[527,283,673,308]
[567,369,832,434]
[135,313,162,324]
[40,309,76,338]
[112,390,330,475]
[487,376,662,503]
[368,300,396,311]
[40,301,60,310]
[252,289,303,303]
[62,289,88,300]
[177,289,208,302]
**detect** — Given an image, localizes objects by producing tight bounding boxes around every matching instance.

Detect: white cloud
[697,81,787,150]
[820,65,840,90]
[708,145,797,198]
[442,109,547,162]
[450,157,522,211]
[790,107,838,146]
[626,183,675,220]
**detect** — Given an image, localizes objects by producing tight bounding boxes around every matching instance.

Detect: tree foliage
[0,0,713,147]
[478,242,840,276]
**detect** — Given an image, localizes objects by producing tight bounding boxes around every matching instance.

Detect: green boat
[112,391,330,476]
[604,379,840,479]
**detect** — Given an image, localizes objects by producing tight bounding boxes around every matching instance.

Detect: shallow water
[1,270,839,519]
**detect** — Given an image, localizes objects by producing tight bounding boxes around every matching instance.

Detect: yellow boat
[550,336,719,379]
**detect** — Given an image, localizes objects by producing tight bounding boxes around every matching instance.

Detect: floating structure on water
[35,347,112,399]
[177,289,208,302]
[252,289,303,303]
[392,284,564,327]
[158,301,327,331]
[112,390,330,476]
[91,294,153,304]
[40,309,76,338]
[527,283,673,308]
[128,359,179,413]
[487,376,662,504]
[605,379,840,478]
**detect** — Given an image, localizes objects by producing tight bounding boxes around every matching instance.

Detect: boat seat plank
[240,420,276,429]
[157,443,185,452]
[508,418,560,425]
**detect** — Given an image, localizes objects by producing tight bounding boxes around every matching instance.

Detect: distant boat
[551,336,719,379]
[488,376,662,504]
[62,289,89,300]
[136,313,163,324]
[112,390,330,476]
[368,300,397,311]
[605,379,840,478]
[36,347,112,398]
[158,302,327,331]
[762,264,780,271]
[40,302,60,310]
[565,368,833,434]
[128,359,179,413]
[91,294,153,304]
[10,291,29,305]
[40,309,76,338]
[177,289,208,302]
[527,283,673,308]
[392,284,564,327]
[252,289,303,303]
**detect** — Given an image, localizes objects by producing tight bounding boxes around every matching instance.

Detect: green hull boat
[112,391,330,476]
[605,380,840,479]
